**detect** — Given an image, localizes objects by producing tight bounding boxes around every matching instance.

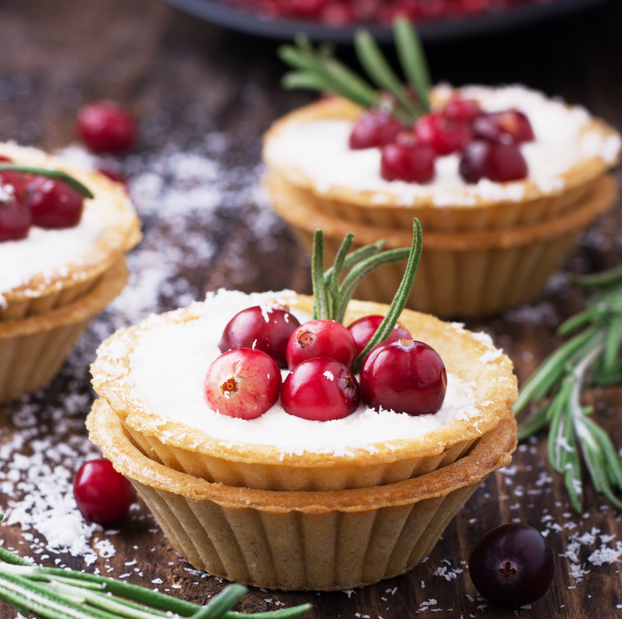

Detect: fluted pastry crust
[87,397,517,590]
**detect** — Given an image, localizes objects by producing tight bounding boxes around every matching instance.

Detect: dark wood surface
[2,1,622,617]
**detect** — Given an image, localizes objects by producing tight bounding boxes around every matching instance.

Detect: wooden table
[1,1,622,617]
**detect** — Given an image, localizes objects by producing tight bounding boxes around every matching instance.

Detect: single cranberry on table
[73,458,134,525]
[347,314,412,356]
[349,108,404,150]
[24,176,84,229]
[380,133,436,183]
[459,139,528,183]
[360,339,447,416]
[281,357,360,421]
[414,112,473,155]
[203,348,282,419]
[473,109,534,144]
[286,319,357,369]
[468,523,555,607]
[77,101,138,154]
[219,305,301,368]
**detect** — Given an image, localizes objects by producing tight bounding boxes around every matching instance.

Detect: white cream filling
[0,208,112,296]
[127,290,488,456]
[265,85,620,207]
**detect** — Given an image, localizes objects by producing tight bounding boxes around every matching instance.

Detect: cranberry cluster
[349,97,534,184]
[0,157,85,242]
[203,304,447,422]
[226,0,534,28]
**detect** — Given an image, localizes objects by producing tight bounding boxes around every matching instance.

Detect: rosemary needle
[514,266,622,512]
[0,524,311,619]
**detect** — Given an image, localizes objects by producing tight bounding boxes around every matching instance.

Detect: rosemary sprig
[0,165,94,199]
[309,219,422,374]
[278,17,431,127]
[0,527,311,619]
[514,267,622,512]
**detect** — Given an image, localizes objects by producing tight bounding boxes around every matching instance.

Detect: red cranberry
[473,109,534,144]
[0,187,31,242]
[281,357,360,421]
[468,524,555,607]
[349,109,403,150]
[286,319,357,369]
[442,98,481,123]
[203,348,281,419]
[77,101,138,154]
[459,140,528,183]
[321,1,355,24]
[360,340,447,416]
[0,155,26,199]
[414,112,473,155]
[347,314,412,356]
[73,458,134,525]
[219,305,301,368]
[25,176,84,229]
[380,133,436,183]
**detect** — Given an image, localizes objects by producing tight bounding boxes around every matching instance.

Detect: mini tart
[87,398,517,591]
[91,293,518,492]
[0,142,141,320]
[262,87,621,233]
[0,257,128,402]
[269,173,617,317]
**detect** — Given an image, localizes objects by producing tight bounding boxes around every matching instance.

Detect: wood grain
[1,1,622,617]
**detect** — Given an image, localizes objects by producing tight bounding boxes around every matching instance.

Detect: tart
[269,173,617,317]
[0,142,141,320]
[263,87,621,233]
[0,257,128,402]
[87,397,517,591]
[90,290,518,491]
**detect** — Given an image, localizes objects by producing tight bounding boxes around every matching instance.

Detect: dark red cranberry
[360,340,447,416]
[0,155,26,199]
[349,109,403,150]
[203,348,281,419]
[25,176,84,229]
[442,98,481,123]
[380,133,436,183]
[73,458,134,525]
[347,314,412,356]
[468,524,555,607]
[320,1,355,24]
[459,140,528,183]
[77,101,138,154]
[0,187,31,242]
[286,319,357,369]
[473,109,535,144]
[281,357,360,421]
[219,305,301,368]
[414,112,473,155]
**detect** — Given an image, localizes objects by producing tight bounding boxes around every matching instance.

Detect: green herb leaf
[394,16,431,112]
[0,165,95,199]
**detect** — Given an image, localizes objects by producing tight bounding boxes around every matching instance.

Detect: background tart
[0,141,141,320]
[91,292,518,491]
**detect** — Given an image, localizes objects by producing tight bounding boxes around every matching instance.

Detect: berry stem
[351,219,423,374]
